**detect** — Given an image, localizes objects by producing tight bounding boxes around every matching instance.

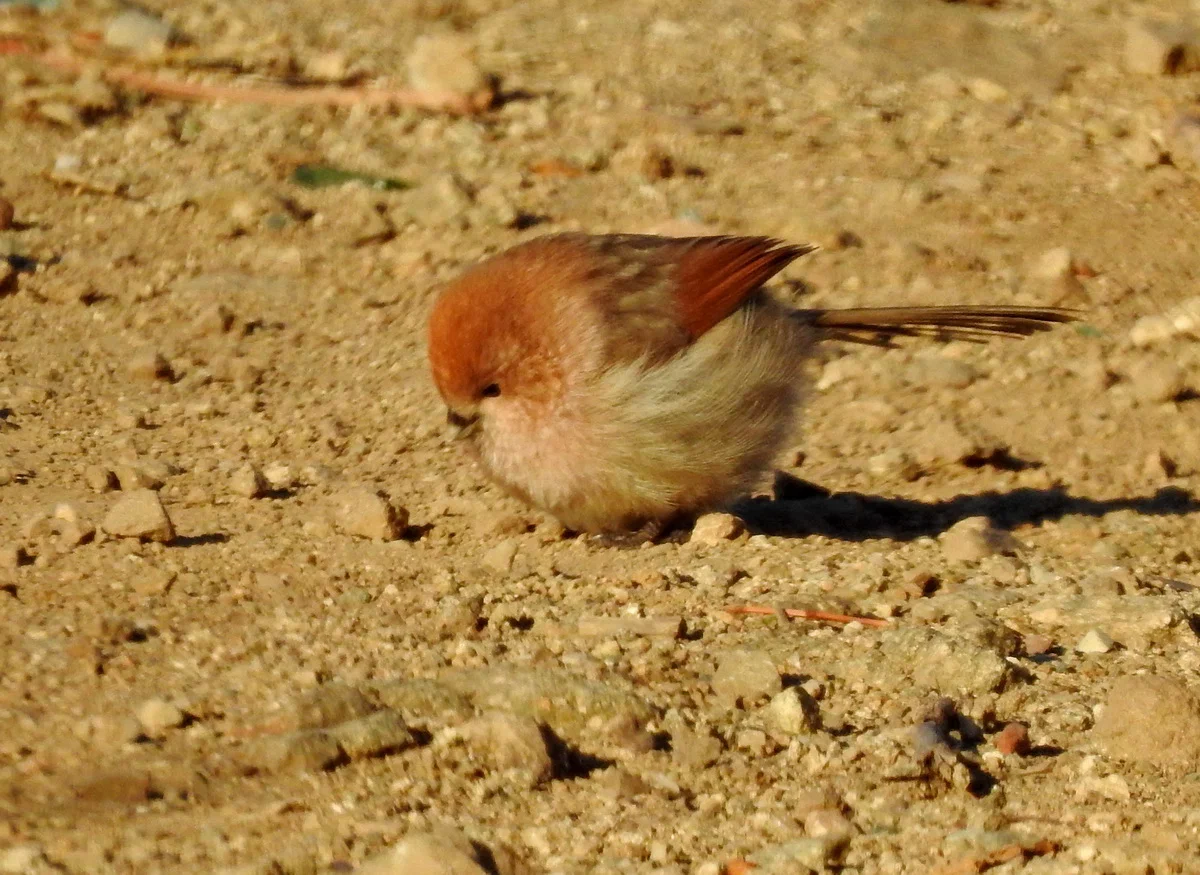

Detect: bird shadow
[732,483,1200,541]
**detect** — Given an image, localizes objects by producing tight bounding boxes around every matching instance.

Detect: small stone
[1125,18,1200,76]
[671,724,723,769]
[748,837,848,873]
[262,463,293,490]
[1129,297,1200,346]
[735,728,770,753]
[248,730,347,773]
[457,711,554,785]
[104,9,174,56]
[611,139,676,182]
[592,766,652,800]
[690,512,745,544]
[101,489,175,542]
[407,33,487,97]
[306,50,349,81]
[1129,360,1186,403]
[1168,112,1200,172]
[576,614,683,639]
[291,682,376,730]
[902,626,1016,696]
[0,844,45,874]
[0,261,14,295]
[135,698,185,737]
[994,722,1031,755]
[230,463,268,498]
[1030,246,1073,280]
[83,465,118,493]
[940,516,1018,563]
[435,595,484,638]
[85,615,141,645]
[127,349,174,382]
[113,463,164,491]
[867,447,921,481]
[192,303,235,336]
[1023,633,1055,656]
[1124,130,1169,169]
[328,709,415,760]
[0,198,14,232]
[358,829,512,875]
[1094,675,1200,765]
[114,408,146,430]
[1075,628,1116,654]
[912,417,1005,468]
[392,173,473,230]
[341,198,396,247]
[22,508,94,551]
[481,538,518,573]
[132,568,176,596]
[909,356,978,389]
[763,687,822,735]
[329,486,407,541]
[438,666,656,754]
[804,809,855,842]
[53,501,81,523]
[712,649,782,707]
[967,77,1008,102]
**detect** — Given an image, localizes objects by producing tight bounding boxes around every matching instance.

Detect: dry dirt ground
[5,0,1200,872]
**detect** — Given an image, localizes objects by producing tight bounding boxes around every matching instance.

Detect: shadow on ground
[734,484,1200,541]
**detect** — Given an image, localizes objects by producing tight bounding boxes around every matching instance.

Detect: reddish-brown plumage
[426,233,1074,535]
[670,237,815,339]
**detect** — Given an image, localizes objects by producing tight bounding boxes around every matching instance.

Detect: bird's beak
[446,408,480,440]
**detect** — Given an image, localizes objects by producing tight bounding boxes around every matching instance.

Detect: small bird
[427,233,1074,537]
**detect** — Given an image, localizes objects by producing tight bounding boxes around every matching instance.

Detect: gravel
[3,0,1200,870]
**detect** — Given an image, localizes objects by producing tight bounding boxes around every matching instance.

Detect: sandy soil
[4,0,1200,872]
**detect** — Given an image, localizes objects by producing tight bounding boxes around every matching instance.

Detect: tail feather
[803,305,1079,346]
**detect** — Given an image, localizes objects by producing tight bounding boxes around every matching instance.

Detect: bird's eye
[480,383,501,398]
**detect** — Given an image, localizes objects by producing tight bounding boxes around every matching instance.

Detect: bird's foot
[586,516,691,549]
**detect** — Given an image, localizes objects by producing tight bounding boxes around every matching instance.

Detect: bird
[427,233,1075,539]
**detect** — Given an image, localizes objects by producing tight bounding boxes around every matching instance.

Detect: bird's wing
[586,234,814,364]
[668,236,815,338]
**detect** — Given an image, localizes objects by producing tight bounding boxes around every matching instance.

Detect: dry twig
[723,604,890,628]
[2,40,493,115]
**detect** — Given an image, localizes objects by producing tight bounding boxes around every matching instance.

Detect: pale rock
[329,486,407,541]
[407,33,487,96]
[482,538,518,573]
[135,698,186,736]
[940,516,1019,563]
[127,349,173,381]
[358,829,515,875]
[104,9,174,56]
[1125,18,1200,75]
[1075,628,1116,654]
[102,490,175,542]
[712,649,782,707]
[457,711,553,785]
[1129,360,1186,403]
[1094,675,1200,766]
[690,512,745,544]
[763,687,822,735]
[230,463,268,499]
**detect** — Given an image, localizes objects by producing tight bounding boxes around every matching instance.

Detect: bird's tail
[801,305,1079,346]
